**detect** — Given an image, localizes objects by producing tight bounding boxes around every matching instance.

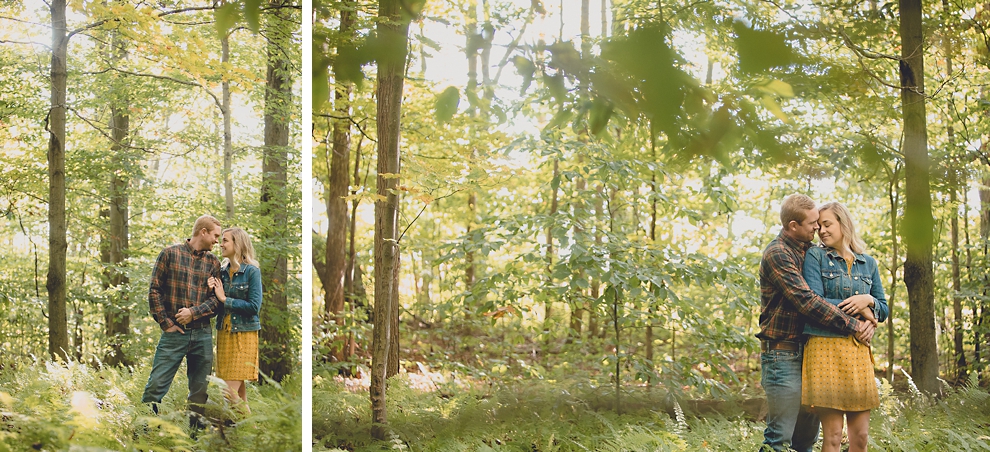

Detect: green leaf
[589,97,614,136]
[512,56,536,94]
[734,21,794,74]
[243,0,262,33]
[313,65,330,111]
[215,2,240,38]
[543,109,573,132]
[757,79,794,97]
[760,94,791,124]
[544,72,567,105]
[434,86,460,124]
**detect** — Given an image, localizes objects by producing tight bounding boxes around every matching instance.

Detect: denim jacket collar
[821,245,867,264]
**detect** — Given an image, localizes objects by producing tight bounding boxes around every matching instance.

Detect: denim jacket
[216,262,262,333]
[802,245,888,337]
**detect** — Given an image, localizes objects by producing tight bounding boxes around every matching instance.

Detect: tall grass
[0,357,301,451]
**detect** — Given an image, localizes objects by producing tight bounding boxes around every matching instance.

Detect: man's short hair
[780,194,816,227]
[191,215,222,238]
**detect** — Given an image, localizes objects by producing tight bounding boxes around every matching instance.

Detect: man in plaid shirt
[758,194,876,452]
[141,214,223,430]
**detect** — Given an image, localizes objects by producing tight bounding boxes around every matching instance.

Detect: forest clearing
[315,0,990,449]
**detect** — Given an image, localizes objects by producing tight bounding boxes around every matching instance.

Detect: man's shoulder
[761,236,791,259]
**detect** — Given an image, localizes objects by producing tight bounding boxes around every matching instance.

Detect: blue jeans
[141,327,214,419]
[761,347,819,452]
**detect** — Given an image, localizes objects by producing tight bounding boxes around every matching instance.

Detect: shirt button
[855,291,859,294]
[854,276,858,280]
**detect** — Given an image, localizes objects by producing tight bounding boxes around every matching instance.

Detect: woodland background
[315,0,990,449]
[0,0,302,450]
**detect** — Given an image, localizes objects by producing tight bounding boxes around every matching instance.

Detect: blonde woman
[801,202,888,452]
[208,227,262,418]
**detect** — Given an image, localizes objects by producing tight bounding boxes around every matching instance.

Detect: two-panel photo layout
[2,0,988,451]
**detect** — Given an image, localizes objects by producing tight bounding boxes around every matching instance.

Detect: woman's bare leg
[817,407,845,452]
[846,410,871,452]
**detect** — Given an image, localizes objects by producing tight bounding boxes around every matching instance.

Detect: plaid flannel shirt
[148,239,221,331]
[757,231,860,343]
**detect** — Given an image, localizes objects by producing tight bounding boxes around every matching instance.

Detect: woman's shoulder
[857,252,879,267]
[806,245,828,259]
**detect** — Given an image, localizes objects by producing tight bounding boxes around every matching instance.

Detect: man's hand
[839,294,874,316]
[854,319,876,344]
[165,324,185,334]
[176,307,193,325]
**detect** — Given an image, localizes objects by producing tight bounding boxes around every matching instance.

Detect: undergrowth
[314,370,990,451]
[0,357,301,451]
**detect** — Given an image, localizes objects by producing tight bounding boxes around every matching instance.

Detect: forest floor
[0,359,302,452]
[314,366,990,451]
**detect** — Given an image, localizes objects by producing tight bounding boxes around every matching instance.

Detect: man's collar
[184,238,208,256]
[778,230,811,252]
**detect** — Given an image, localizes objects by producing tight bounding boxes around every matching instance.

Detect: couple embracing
[139,215,263,429]
[759,195,890,452]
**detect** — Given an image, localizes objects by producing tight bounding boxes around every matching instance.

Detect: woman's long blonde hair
[223,227,259,267]
[819,202,866,254]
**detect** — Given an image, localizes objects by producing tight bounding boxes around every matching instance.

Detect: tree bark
[47,0,69,362]
[371,0,410,439]
[978,176,990,370]
[105,24,131,367]
[258,0,295,384]
[222,31,235,220]
[886,167,900,383]
[326,2,355,365]
[899,0,940,395]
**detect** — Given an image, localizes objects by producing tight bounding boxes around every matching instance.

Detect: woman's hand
[839,294,873,317]
[208,276,226,303]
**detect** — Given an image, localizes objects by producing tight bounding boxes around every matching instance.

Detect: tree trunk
[978,176,990,371]
[222,32,235,220]
[464,0,478,293]
[47,0,69,362]
[543,158,560,333]
[258,0,294,384]
[886,168,900,383]
[371,0,410,439]
[942,0,966,382]
[105,26,131,366]
[899,0,940,395]
[326,3,355,365]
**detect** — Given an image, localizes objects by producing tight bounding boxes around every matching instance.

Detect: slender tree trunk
[569,0,591,340]
[978,176,990,371]
[887,168,901,383]
[900,0,940,395]
[543,158,560,332]
[222,32,235,220]
[47,0,69,362]
[942,0,966,382]
[105,25,131,366]
[464,0,478,293]
[326,3,355,365]
[371,0,410,439]
[258,0,295,383]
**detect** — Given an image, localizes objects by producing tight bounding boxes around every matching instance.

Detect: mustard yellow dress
[215,268,259,381]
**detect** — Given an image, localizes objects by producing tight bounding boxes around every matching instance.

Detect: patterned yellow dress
[215,265,261,381]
